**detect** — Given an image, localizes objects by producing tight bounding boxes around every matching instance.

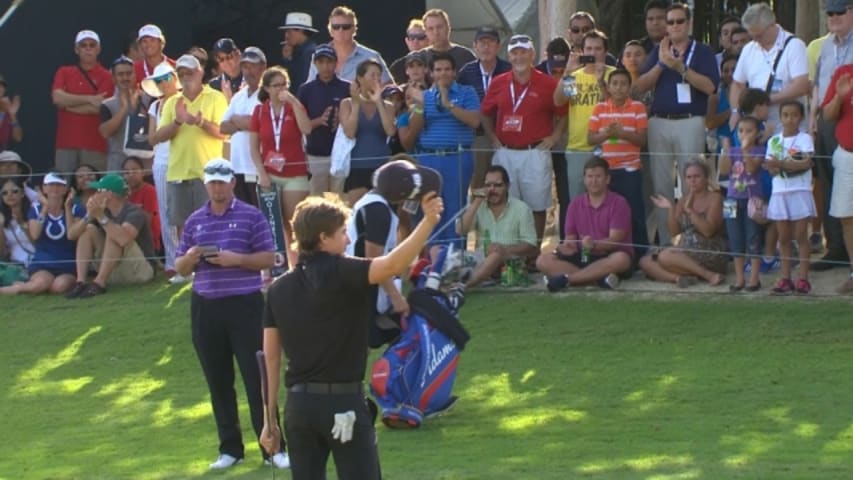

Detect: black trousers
[552,151,570,241]
[285,390,380,480]
[233,174,259,207]
[191,291,285,459]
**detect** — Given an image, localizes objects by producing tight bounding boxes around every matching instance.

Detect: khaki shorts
[167,179,207,227]
[270,175,310,192]
[93,237,155,285]
[55,149,107,174]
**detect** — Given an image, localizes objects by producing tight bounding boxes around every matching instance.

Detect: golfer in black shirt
[259,162,443,480]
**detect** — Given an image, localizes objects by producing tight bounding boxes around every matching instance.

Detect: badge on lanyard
[264,105,287,173]
[675,41,695,104]
[501,81,528,133]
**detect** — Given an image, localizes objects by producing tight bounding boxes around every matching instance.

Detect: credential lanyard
[480,63,492,93]
[270,105,284,152]
[509,81,529,114]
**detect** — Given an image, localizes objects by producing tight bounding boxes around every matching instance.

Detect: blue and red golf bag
[370,246,471,428]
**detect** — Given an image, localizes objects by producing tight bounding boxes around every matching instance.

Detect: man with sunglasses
[306,6,391,84]
[634,2,718,246]
[51,30,114,174]
[134,24,176,89]
[99,56,140,173]
[209,38,244,103]
[174,158,289,470]
[566,12,618,67]
[389,19,431,84]
[280,12,319,94]
[419,9,476,77]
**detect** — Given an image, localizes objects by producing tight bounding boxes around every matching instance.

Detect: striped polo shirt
[419,81,480,149]
[177,198,275,299]
[588,98,648,170]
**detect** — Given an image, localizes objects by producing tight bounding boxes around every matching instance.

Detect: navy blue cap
[313,44,337,61]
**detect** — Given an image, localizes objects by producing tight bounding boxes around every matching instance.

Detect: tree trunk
[538,0,577,60]
[594,0,630,56]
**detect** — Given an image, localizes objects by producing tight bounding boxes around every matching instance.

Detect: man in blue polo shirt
[634,3,718,246]
[408,51,480,248]
[175,158,289,471]
[458,26,512,190]
[297,44,351,195]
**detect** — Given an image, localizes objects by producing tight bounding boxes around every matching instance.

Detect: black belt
[419,147,467,156]
[288,382,362,394]
[653,113,694,120]
[504,142,540,150]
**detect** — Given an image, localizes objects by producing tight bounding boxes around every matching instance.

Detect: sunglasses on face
[667,18,688,25]
[570,26,592,34]
[153,72,173,84]
[204,166,234,176]
[331,23,354,31]
[407,33,427,41]
[1,188,20,196]
[508,35,532,46]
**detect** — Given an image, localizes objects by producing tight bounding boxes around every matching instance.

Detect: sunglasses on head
[204,165,234,176]
[1,188,20,196]
[111,55,134,67]
[570,26,592,34]
[407,33,427,41]
[153,72,173,84]
[331,23,354,31]
[667,18,688,25]
[508,35,532,46]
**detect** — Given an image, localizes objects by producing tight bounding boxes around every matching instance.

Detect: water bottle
[561,75,577,98]
[581,246,590,264]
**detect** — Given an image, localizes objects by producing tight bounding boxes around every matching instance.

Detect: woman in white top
[0,176,35,267]
[144,64,182,281]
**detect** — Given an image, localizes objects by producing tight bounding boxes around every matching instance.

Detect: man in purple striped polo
[174,158,289,471]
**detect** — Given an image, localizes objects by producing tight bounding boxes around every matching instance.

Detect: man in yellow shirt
[554,30,614,201]
[155,54,228,236]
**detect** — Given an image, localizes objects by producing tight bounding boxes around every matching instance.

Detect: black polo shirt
[297,75,351,156]
[209,72,243,94]
[263,252,372,386]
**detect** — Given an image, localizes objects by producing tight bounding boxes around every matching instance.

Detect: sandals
[78,282,107,299]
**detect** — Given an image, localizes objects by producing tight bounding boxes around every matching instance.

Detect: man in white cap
[134,24,176,84]
[174,158,289,471]
[51,30,114,174]
[155,54,228,238]
[280,12,318,93]
[220,47,268,206]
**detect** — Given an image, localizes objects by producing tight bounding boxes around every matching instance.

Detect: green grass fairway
[2,283,853,479]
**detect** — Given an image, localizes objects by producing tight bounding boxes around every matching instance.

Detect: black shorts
[555,252,608,268]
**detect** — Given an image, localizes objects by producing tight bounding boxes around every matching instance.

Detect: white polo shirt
[733,26,808,132]
[222,86,261,176]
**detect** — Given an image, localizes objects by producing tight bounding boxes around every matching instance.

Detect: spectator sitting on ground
[0,150,36,203]
[537,156,633,291]
[123,157,161,253]
[0,176,35,270]
[640,159,727,287]
[0,75,23,151]
[457,165,538,288]
[71,163,99,208]
[65,174,156,299]
[0,173,86,296]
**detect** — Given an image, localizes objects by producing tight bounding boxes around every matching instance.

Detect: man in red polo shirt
[51,30,114,174]
[135,24,176,84]
[481,34,565,242]
[821,65,853,294]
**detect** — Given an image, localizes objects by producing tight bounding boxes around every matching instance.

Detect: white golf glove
[331,411,356,444]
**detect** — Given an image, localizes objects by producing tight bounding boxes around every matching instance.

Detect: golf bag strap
[408,290,471,349]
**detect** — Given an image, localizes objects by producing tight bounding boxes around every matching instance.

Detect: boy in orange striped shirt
[588,68,650,258]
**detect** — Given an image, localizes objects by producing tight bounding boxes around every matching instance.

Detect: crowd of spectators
[3,0,853,299]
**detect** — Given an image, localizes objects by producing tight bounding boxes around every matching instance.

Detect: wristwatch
[99,216,110,226]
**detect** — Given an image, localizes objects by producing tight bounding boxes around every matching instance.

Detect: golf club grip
[256,350,269,406]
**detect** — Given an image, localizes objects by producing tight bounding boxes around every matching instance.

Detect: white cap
[203,159,235,184]
[175,54,202,71]
[138,24,165,43]
[279,12,318,32]
[43,173,67,186]
[75,30,100,44]
[141,63,177,98]
[507,34,534,53]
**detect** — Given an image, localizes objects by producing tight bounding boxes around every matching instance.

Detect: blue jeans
[725,199,765,256]
[609,169,649,260]
[416,150,473,249]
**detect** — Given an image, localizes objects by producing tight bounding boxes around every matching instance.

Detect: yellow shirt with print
[161,85,228,181]
[566,66,615,151]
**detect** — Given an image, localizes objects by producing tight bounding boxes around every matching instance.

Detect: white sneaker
[264,452,291,469]
[209,453,242,469]
[169,273,192,285]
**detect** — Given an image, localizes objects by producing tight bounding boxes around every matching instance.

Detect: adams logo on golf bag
[370,247,470,428]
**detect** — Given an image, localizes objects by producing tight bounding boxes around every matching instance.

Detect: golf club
[255,350,275,480]
[0,0,24,30]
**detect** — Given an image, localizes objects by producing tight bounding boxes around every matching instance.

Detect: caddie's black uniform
[264,252,380,480]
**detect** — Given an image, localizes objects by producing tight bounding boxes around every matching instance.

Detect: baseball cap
[826,0,853,13]
[548,53,568,70]
[240,46,267,64]
[507,34,534,53]
[474,26,500,42]
[138,24,165,43]
[405,50,426,66]
[203,159,234,184]
[381,84,403,99]
[88,174,128,196]
[176,54,202,71]
[43,173,67,186]
[373,158,442,210]
[213,38,238,54]
[0,150,31,179]
[313,44,337,61]
[141,63,177,98]
[75,29,100,45]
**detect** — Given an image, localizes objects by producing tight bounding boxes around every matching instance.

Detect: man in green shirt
[456,165,539,287]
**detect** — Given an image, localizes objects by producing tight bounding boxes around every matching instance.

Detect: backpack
[370,246,470,428]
